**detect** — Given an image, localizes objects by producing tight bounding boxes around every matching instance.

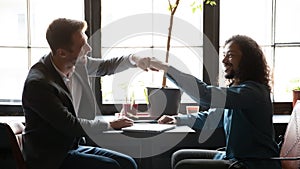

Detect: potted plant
[289,79,300,107]
[292,89,300,107]
[287,78,300,107]
[146,0,217,116]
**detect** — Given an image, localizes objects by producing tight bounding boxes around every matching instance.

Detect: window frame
[87,0,219,114]
[0,0,293,115]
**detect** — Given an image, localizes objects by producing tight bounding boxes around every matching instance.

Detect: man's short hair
[46,18,87,54]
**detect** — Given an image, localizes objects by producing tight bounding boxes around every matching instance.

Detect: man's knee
[118,155,138,169]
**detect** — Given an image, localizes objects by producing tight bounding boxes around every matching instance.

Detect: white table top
[0,114,291,124]
[272,114,291,124]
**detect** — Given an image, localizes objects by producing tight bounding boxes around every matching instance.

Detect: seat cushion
[7,122,25,150]
[280,101,300,169]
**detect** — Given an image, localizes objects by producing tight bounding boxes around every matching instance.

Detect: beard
[224,69,236,79]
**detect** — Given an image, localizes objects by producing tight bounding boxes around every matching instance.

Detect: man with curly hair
[150,35,281,169]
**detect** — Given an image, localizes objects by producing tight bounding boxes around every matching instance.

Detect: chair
[172,101,300,169]
[0,121,27,169]
[228,100,300,169]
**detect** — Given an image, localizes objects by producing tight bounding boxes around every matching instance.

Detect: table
[0,116,25,123]
[90,115,198,169]
[0,115,291,169]
[272,115,291,143]
[0,114,290,125]
[273,114,291,124]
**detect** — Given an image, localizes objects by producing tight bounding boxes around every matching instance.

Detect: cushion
[280,101,300,169]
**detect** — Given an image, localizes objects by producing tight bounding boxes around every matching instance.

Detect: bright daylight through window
[0,0,299,106]
[100,0,204,104]
[0,0,84,105]
[220,0,300,102]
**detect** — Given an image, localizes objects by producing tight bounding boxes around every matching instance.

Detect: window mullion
[26,0,32,69]
[203,0,219,85]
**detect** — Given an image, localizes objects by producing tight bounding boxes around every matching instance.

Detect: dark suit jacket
[22,53,134,169]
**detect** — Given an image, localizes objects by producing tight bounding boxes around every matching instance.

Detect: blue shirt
[166,66,281,169]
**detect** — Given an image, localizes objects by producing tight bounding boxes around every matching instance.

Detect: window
[2,0,297,108]
[100,0,204,104]
[0,0,84,105]
[220,0,300,102]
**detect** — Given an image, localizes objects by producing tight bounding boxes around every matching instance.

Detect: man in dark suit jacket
[22,18,151,169]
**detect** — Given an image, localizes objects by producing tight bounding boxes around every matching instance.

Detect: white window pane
[166,47,203,103]
[152,14,203,47]
[261,47,274,72]
[101,0,204,103]
[261,47,274,101]
[0,0,27,46]
[220,0,272,45]
[153,0,203,47]
[101,47,155,104]
[0,48,28,104]
[273,47,300,102]
[30,0,84,47]
[101,70,158,104]
[101,0,203,48]
[0,0,84,105]
[101,46,203,104]
[102,0,152,26]
[275,0,300,43]
[30,48,50,66]
[152,0,203,31]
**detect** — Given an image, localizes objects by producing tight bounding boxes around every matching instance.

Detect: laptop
[121,123,176,133]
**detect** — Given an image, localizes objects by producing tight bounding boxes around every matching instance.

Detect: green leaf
[192,7,196,13]
[190,1,196,7]
[203,0,217,6]
[199,5,203,11]
[210,1,217,6]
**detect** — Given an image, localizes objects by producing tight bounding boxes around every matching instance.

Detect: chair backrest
[280,100,300,169]
[0,122,27,169]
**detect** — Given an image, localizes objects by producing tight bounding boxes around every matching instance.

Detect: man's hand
[157,115,177,124]
[131,54,151,71]
[109,117,133,130]
[149,57,169,72]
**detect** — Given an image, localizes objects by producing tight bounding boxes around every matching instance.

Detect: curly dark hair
[225,35,271,91]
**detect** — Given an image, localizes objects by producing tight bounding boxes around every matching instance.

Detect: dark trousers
[59,146,137,169]
[172,149,233,169]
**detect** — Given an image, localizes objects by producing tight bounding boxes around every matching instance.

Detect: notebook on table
[121,123,176,133]
[127,112,159,123]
